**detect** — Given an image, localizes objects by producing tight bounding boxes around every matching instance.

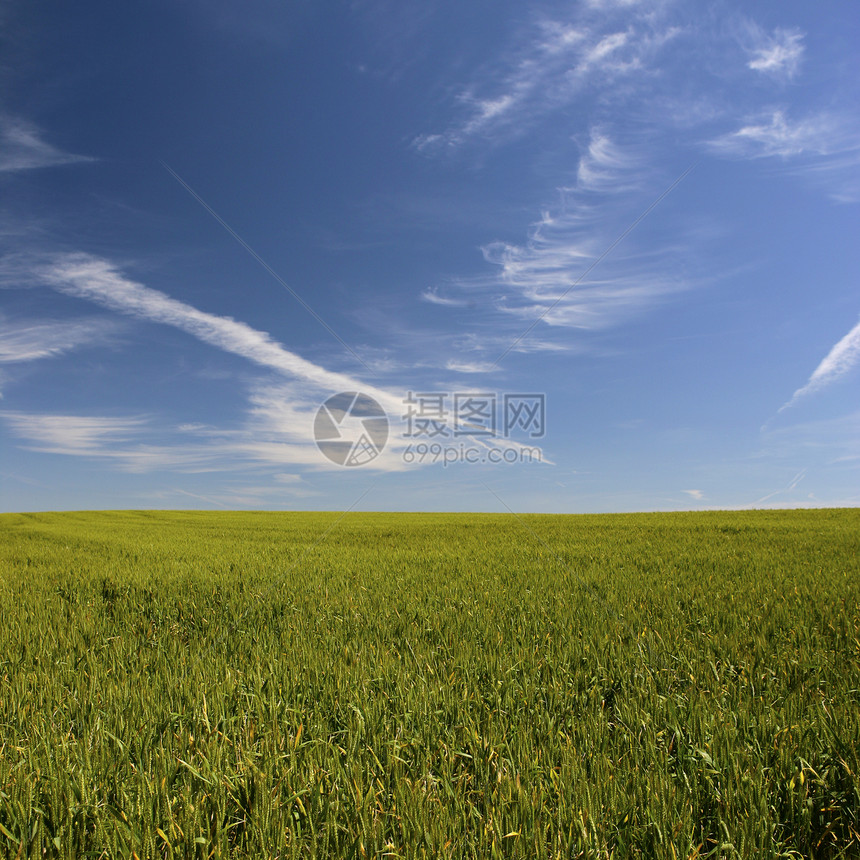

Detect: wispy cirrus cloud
[448,331,573,357]
[0,316,120,363]
[421,130,695,365]
[779,317,860,412]
[465,169,683,331]
[745,26,804,79]
[38,253,403,414]
[707,109,860,200]
[577,30,631,74]
[2,410,234,472]
[0,252,407,471]
[576,128,644,192]
[0,409,294,473]
[413,21,588,151]
[0,388,382,474]
[1,374,541,473]
[444,359,498,374]
[413,13,679,152]
[1,412,149,456]
[420,287,471,308]
[707,109,853,159]
[0,116,95,173]
[4,253,538,472]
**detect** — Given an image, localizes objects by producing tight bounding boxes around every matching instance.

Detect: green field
[0,509,858,859]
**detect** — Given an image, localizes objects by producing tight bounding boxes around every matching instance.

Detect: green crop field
[0,509,858,859]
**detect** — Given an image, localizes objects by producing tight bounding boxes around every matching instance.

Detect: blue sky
[1,0,858,513]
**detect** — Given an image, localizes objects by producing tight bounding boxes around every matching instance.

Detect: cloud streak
[441,148,687,338]
[576,129,643,192]
[0,316,119,363]
[421,287,470,308]
[707,109,860,200]
[708,110,855,160]
[746,27,804,79]
[780,317,860,411]
[0,395,382,473]
[4,254,540,473]
[1,375,544,473]
[0,116,94,172]
[1,412,149,455]
[39,253,403,413]
[413,13,678,152]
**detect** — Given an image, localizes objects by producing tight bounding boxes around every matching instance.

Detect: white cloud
[5,255,541,473]
[475,192,682,331]
[1,372,546,473]
[0,412,148,455]
[413,12,677,151]
[463,95,517,134]
[445,359,498,374]
[707,110,860,199]
[577,31,629,74]
[421,144,697,366]
[274,472,303,484]
[0,396,357,473]
[780,317,860,411]
[421,288,470,308]
[576,130,642,192]
[38,253,403,414]
[708,110,835,159]
[746,27,804,79]
[0,116,94,172]
[451,332,572,356]
[682,489,704,500]
[711,111,808,158]
[0,317,118,363]
[245,380,542,469]
[0,253,426,472]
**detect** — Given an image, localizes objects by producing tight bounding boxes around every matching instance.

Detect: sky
[0,0,858,514]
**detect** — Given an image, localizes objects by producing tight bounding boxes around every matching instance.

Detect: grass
[0,508,858,858]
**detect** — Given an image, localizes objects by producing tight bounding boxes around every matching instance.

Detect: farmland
[0,509,858,858]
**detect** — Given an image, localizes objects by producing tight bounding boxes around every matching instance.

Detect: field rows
[0,510,858,858]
